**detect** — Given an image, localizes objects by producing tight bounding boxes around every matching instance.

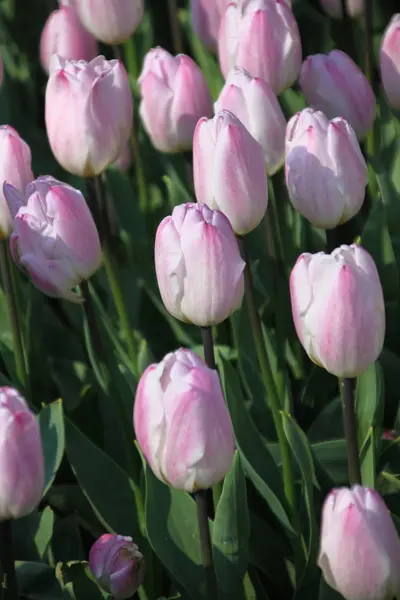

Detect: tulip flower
[317,0,363,18]
[218,0,302,95]
[190,0,230,49]
[0,387,44,520]
[289,244,385,378]
[45,55,133,177]
[139,47,213,153]
[112,142,131,172]
[134,348,235,492]
[155,202,245,326]
[318,486,400,600]
[75,0,144,45]
[193,110,268,235]
[215,67,286,175]
[300,50,376,140]
[4,176,102,302]
[89,534,145,599]
[380,14,400,111]
[40,3,97,74]
[0,126,34,240]
[285,108,367,228]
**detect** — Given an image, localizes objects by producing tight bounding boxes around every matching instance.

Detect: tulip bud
[155,202,245,326]
[75,0,144,45]
[285,108,367,229]
[190,0,230,49]
[134,348,235,492]
[139,47,213,153]
[0,126,34,240]
[300,50,376,140]
[89,534,145,599]
[193,110,268,235]
[40,4,97,75]
[218,0,302,95]
[380,14,400,111]
[45,55,133,177]
[0,387,44,520]
[317,0,363,19]
[318,486,400,600]
[4,176,102,302]
[290,244,385,377]
[215,67,286,175]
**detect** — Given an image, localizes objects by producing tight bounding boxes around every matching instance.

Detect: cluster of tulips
[0,0,399,599]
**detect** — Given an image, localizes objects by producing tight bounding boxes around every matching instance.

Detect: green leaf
[16,562,67,600]
[145,467,205,600]
[311,440,348,486]
[218,355,294,536]
[39,399,65,496]
[355,362,385,487]
[55,562,107,600]
[213,452,249,600]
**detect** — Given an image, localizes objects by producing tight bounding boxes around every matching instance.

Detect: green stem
[201,327,216,370]
[167,0,183,54]
[0,520,18,600]
[130,132,148,215]
[340,377,362,486]
[0,241,27,390]
[238,237,297,522]
[195,490,218,598]
[86,177,139,378]
[124,37,139,83]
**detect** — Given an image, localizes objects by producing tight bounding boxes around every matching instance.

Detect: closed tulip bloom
[0,387,44,520]
[112,142,131,172]
[139,47,213,153]
[300,50,376,140]
[290,244,385,377]
[215,67,286,174]
[285,108,367,228]
[218,0,302,95]
[155,203,245,326]
[75,0,144,45]
[190,0,231,49]
[318,486,400,600]
[40,4,97,75]
[4,176,102,302]
[317,0,363,18]
[89,534,145,599]
[0,126,34,240]
[45,55,133,176]
[193,110,268,235]
[380,14,400,110]
[134,348,235,492]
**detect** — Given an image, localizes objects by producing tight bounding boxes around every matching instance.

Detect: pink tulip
[45,55,133,176]
[0,126,34,240]
[155,202,245,326]
[0,387,44,520]
[290,244,385,377]
[89,534,145,599]
[317,0,363,18]
[215,67,286,175]
[112,142,131,172]
[218,0,302,95]
[318,486,400,600]
[300,50,376,140]
[75,0,144,44]
[134,348,235,492]
[190,0,231,49]
[4,176,102,302]
[285,108,367,228]
[193,110,268,235]
[139,47,213,153]
[380,14,400,111]
[40,4,97,75]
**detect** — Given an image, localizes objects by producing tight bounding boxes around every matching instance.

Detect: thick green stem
[0,520,18,600]
[195,490,218,598]
[124,37,139,83]
[0,241,27,390]
[201,327,216,370]
[340,377,362,486]
[238,237,297,523]
[167,0,183,54]
[86,177,139,378]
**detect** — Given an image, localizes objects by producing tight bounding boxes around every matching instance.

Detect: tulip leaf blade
[144,466,206,600]
[218,355,294,536]
[39,399,65,496]
[213,452,249,600]
[15,561,67,600]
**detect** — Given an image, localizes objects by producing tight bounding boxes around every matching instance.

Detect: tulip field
[1,0,400,598]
